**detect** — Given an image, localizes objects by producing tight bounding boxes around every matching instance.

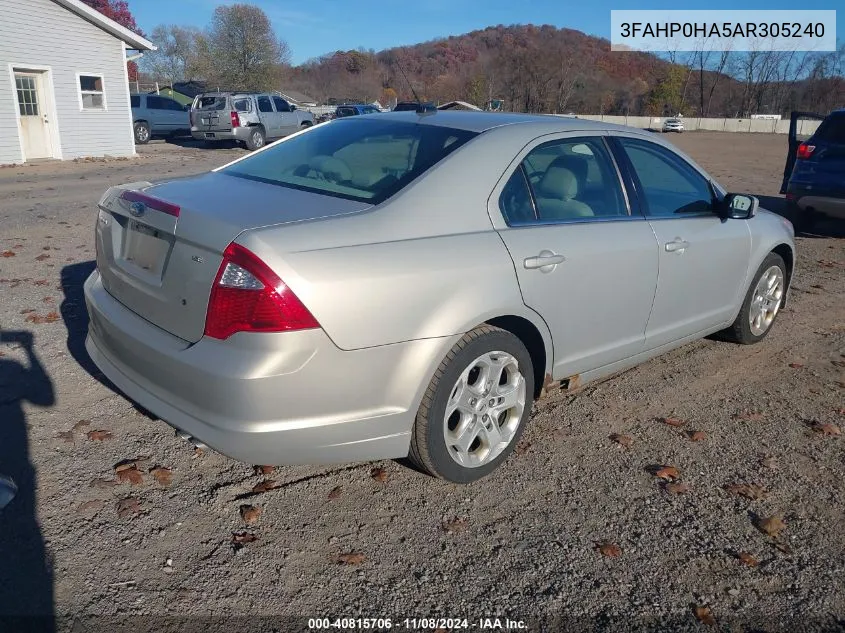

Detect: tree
[141,25,201,83]
[80,0,143,81]
[199,4,291,91]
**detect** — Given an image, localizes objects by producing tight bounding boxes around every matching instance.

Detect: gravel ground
[0,133,843,633]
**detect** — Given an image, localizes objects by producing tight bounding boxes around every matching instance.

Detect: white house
[0,0,154,164]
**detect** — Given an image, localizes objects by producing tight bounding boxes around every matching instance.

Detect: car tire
[720,252,787,345]
[134,121,150,144]
[245,126,265,151]
[301,121,313,129]
[408,325,534,483]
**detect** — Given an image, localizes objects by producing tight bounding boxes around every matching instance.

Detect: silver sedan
[84,112,795,483]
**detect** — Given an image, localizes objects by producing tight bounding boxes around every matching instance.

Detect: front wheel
[134,121,150,144]
[721,252,787,344]
[408,326,534,483]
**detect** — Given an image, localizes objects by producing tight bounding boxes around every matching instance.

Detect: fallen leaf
[231,532,258,547]
[116,467,143,485]
[514,440,532,455]
[810,283,824,289]
[150,467,172,486]
[442,517,469,533]
[736,552,758,567]
[327,485,342,499]
[771,540,792,554]
[76,499,105,514]
[90,478,117,489]
[734,411,764,421]
[251,480,280,494]
[594,541,622,557]
[86,429,113,441]
[25,311,60,324]
[72,420,91,432]
[693,605,716,626]
[832,360,845,368]
[370,467,389,483]
[808,421,841,436]
[240,504,262,524]
[33,279,48,286]
[254,465,274,475]
[788,362,804,369]
[724,483,768,500]
[688,431,707,442]
[56,430,74,443]
[114,456,151,472]
[835,408,845,416]
[654,466,680,481]
[664,482,691,494]
[760,455,778,469]
[20,309,35,314]
[1,250,15,257]
[756,515,786,537]
[335,552,366,565]
[609,433,634,448]
[35,253,50,261]
[116,497,141,519]
[662,417,686,427]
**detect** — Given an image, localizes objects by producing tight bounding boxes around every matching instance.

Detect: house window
[78,74,105,110]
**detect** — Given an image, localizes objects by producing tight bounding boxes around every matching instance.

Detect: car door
[255,96,278,137]
[612,136,751,348]
[145,95,174,133]
[162,96,189,132]
[272,96,298,135]
[780,111,826,193]
[492,134,659,378]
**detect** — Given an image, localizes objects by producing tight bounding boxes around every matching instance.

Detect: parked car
[85,112,795,483]
[781,109,845,231]
[190,92,314,150]
[392,101,432,112]
[334,104,381,118]
[662,118,685,133]
[131,94,191,144]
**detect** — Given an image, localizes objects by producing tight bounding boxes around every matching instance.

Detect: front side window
[146,96,166,110]
[272,96,290,112]
[257,96,274,113]
[500,137,627,223]
[221,119,477,203]
[78,74,105,110]
[618,138,713,217]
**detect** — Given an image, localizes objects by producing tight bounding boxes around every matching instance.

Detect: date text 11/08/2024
[307,617,528,630]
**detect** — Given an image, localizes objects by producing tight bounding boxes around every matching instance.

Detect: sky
[130,0,843,65]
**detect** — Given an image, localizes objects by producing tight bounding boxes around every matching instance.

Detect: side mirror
[722,193,759,219]
[290,104,297,111]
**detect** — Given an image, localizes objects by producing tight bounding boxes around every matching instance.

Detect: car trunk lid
[192,95,232,134]
[95,172,372,343]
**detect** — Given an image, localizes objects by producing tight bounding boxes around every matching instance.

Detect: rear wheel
[134,121,150,144]
[721,253,787,344]
[301,121,313,129]
[246,126,265,151]
[408,326,534,483]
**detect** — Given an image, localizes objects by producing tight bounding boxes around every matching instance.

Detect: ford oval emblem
[129,201,146,217]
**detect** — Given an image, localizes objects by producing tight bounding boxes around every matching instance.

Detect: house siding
[0,0,136,163]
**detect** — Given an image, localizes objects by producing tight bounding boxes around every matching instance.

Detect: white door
[615,136,751,348]
[15,72,52,160]
[495,135,659,378]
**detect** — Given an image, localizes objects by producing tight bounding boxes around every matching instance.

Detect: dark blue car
[781,109,845,231]
[334,104,381,118]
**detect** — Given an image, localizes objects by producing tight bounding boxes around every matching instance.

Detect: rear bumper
[84,269,456,465]
[190,126,251,143]
[789,194,845,220]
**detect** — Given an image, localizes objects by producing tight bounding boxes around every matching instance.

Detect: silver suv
[190,92,314,150]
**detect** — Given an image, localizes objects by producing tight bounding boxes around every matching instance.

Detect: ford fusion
[85,112,795,483]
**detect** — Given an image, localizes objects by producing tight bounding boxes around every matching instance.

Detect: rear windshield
[194,96,227,111]
[221,119,478,203]
[814,113,845,143]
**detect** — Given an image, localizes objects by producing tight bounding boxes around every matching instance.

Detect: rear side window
[233,98,252,112]
[814,113,845,143]
[130,95,140,108]
[221,119,477,204]
[195,96,226,111]
[257,96,274,113]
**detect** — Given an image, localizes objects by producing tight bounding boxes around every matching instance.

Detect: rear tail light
[204,243,319,340]
[785,192,795,201]
[120,190,180,218]
[230,111,240,128]
[796,143,815,159]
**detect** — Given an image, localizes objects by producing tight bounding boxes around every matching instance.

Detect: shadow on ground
[0,329,56,632]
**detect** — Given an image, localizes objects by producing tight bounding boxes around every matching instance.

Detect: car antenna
[394,56,435,114]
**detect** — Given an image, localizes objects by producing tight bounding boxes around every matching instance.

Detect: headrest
[539,165,578,200]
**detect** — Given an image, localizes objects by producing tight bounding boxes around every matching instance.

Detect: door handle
[665,239,690,253]
[524,250,565,272]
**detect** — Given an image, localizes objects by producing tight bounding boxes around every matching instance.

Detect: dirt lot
[0,133,843,632]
